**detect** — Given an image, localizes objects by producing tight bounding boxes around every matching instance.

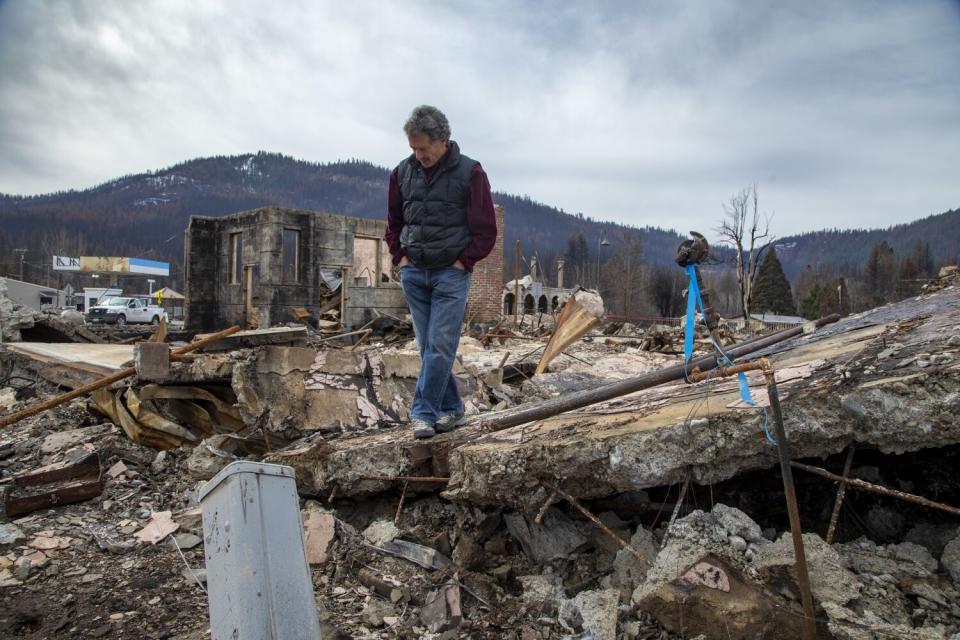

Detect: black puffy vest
[396,141,477,269]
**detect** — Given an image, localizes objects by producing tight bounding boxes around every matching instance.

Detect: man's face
[408,133,449,168]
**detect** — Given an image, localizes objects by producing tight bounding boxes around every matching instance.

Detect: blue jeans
[400,264,471,424]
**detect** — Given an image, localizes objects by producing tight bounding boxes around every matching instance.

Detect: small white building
[0,277,65,311]
[82,287,123,312]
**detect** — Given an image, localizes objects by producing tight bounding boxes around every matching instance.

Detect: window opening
[282,229,300,283]
[230,232,243,284]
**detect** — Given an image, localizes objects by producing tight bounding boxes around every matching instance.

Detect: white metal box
[199,461,321,639]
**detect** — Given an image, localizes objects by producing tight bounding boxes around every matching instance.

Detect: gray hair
[403,105,451,142]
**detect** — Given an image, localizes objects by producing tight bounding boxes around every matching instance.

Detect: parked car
[86,297,167,326]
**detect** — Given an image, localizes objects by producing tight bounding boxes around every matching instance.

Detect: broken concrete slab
[5,342,135,389]
[234,346,432,436]
[633,529,804,638]
[627,504,889,639]
[606,525,658,599]
[185,438,236,480]
[269,288,960,508]
[838,538,939,579]
[518,574,565,607]
[942,532,960,586]
[753,532,861,606]
[558,588,619,640]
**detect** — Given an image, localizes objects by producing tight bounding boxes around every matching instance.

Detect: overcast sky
[1,0,958,237]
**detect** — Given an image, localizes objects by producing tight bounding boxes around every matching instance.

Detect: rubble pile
[0,279,42,343]
[1,283,959,638]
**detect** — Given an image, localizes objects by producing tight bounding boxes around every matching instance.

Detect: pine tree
[800,283,825,320]
[750,247,796,315]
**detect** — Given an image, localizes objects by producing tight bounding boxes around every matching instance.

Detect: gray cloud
[0,0,958,238]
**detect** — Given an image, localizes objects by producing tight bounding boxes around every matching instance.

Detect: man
[385,105,497,439]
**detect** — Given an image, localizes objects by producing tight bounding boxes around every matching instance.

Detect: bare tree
[600,230,643,318]
[716,183,774,325]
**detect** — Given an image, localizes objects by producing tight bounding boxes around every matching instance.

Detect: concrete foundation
[269,286,960,510]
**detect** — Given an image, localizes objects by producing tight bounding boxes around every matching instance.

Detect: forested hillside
[775,209,960,280]
[0,152,955,319]
[0,152,679,287]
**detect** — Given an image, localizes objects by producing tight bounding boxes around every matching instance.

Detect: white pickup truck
[86,297,167,326]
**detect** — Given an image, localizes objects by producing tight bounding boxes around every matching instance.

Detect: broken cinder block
[134,341,171,381]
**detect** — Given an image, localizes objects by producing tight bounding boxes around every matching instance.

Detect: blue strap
[682,263,775,445]
[683,265,701,361]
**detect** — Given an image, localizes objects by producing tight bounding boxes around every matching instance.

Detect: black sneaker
[434,411,465,433]
[411,418,436,440]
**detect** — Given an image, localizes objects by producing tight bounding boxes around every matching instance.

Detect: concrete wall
[185,205,510,332]
[185,207,405,332]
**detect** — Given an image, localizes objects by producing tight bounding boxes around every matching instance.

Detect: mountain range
[1,152,957,285]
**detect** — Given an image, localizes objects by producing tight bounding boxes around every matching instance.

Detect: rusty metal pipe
[686,359,767,382]
[475,315,839,432]
[791,460,960,517]
[763,367,817,640]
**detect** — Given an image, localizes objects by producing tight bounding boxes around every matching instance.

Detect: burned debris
[1,252,960,638]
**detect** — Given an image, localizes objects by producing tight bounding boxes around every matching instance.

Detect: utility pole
[596,231,610,291]
[14,249,27,282]
[514,240,521,327]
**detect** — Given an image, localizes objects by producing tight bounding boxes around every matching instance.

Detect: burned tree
[716,183,773,325]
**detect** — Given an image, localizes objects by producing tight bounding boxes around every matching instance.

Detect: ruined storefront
[183,205,505,332]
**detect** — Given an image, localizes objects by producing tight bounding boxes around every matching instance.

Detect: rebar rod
[826,445,857,544]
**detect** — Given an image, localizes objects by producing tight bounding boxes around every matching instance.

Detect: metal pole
[763,367,817,640]
[826,445,856,544]
[474,314,840,432]
[514,240,521,328]
[596,237,601,290]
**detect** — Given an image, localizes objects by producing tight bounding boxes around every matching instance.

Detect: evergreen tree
[800,283,825,320]
[749,247,796,315]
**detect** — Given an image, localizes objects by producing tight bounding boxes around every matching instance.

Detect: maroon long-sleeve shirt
[384,154,497,272]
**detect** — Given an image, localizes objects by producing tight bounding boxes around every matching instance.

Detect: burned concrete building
[183,205,505,332]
